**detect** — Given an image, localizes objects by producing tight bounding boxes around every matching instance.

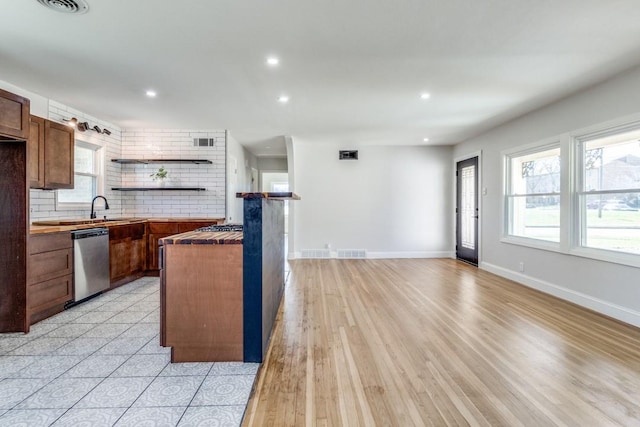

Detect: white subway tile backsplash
[29,101,227,222]
[119,129,225,218]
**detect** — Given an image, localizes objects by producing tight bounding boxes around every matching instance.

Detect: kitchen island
[160,229,244,362]
[160,192,299,363]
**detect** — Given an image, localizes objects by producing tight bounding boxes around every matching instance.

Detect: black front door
[456,157,478,265]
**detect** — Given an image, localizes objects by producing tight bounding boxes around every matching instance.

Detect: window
[505,144,561,243]
[503,117,640,267]
[577,126,640,255]
[57,141,103,208]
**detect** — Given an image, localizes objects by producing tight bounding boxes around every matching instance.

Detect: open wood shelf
[112,187,206,191]
[112,159,212,164]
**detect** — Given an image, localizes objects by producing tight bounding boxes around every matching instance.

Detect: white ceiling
[3,0,640,157]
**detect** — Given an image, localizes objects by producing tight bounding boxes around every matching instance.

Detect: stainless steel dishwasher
[72,228,110,302]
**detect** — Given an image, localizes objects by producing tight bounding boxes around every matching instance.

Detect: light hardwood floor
[242,258,640,426]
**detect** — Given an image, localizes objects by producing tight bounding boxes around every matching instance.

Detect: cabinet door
[0,88,29,140]
[130,236,146,275]
[110,239,131,283]
[28,115,45,188]
[148,233,173,271]
[44,120,74,189]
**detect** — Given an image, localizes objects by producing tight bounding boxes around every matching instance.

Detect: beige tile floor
[0,277,258,427]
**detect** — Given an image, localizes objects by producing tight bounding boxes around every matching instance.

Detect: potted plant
[150,166,168,187]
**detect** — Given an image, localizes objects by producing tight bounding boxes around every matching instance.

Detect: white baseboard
[289,251,454,260]
[367,251,454,259]
[480,262,640,328]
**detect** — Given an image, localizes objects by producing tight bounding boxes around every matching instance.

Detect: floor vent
[301,249,331,259]
[337,249,367,259]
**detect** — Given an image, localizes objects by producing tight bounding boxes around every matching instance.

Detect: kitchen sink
[32,217,140,226]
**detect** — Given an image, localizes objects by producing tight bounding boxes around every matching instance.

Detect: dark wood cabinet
[44,119,74,189]
[0,89,29,332]
[28,232,73,325]
[28,115,74,190]
[28,115,45,188]
[0,141,29,333]
[109,223,147,287]
[0,88,29,140]
[147,221,219,272]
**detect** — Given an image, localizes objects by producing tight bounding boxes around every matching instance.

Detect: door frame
[453,151,482,266]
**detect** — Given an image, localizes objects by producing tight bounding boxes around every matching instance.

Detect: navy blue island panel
[238,192,299,363]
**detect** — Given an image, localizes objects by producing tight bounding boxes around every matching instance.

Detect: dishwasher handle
[71,228,109,239]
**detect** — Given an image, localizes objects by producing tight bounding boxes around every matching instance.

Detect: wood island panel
[164,244,243,362]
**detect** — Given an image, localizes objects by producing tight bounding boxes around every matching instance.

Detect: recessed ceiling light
[278,95,289,103]
[267,57,279,66]
[146,90,157,98]
[265,146,271,149]
[423,138,430,142]
[420,93,431,100]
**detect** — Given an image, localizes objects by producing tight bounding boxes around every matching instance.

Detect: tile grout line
[175,362,216,426]
[0,280,160,423]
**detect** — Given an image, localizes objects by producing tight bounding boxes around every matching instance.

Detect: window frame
[569,120,640,266]
[55,140,105,211]
[501,115,640,269]
[501,138,563,251]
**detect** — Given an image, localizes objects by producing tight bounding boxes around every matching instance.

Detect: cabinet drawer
[28,274,72,311]
[30,231,72,254]
[149,222,179,234]
[29,248,72,284]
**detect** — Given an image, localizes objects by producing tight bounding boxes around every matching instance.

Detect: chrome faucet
[90,195,110,219]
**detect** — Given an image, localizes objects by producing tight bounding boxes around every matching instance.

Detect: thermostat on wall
[339,150,358,160]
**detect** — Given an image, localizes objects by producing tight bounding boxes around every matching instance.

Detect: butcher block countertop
[30,217,224,235]
[160,230,243,245]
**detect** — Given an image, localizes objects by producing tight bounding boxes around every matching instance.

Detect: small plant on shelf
[150,166,168,186]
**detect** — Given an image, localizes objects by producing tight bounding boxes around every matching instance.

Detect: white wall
[454,64,640,327]
[0,79,48,117]
[257,157,287,172]
[291,141,453,258]
[120,129,226,218]
[261,172,288,192]
[226,132,258,223]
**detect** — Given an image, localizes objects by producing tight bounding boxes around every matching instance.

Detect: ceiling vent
[193,138,216,147]
[36,0,89,14]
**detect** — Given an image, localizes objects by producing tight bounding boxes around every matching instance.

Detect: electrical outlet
[519,262,525,272]
[325,243,331,249]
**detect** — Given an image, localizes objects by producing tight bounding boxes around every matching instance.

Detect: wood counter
[30,217,224,234]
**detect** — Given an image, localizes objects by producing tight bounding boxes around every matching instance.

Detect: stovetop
[196,224,243,232]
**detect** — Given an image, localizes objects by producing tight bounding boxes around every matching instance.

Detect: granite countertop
[160,230,243,245]
[30,217,224,234]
